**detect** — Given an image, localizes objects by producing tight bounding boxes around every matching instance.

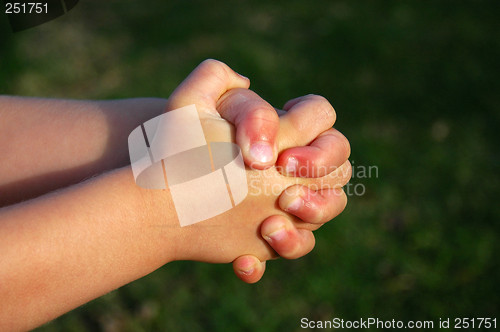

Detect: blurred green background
[1,0,498,331]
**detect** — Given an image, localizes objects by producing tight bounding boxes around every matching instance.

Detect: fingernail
[239,264,255,276]
[264,227,287,244]
[285,156,298,174]
[285,196,303,212]
[249,141,274,164]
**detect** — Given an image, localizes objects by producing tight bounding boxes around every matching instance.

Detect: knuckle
[301,153,328,178]
[339,161,352,186]
[306,196,328,223]
[243,106,279,127]
[198,59,229,83]
[306,95,336,126]
[301,234,316,257]
[337,134,351,160]
[287,111,307,132]
[326,191,348,220]
[313,211,326,224]
[313,152,330,174]
[283,242,304,259]
[342,193,348,210]
[284,232,315,259]
[199,58,224,69]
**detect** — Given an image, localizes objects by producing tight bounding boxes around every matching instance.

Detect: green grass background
[1,0,498,331]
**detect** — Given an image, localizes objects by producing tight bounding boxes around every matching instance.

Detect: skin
[0,60,351,329]
[0,60,351,284]
[0,159,350,332]
[0,95,350,331]
[164,60,351,282]
[0,96,167,206]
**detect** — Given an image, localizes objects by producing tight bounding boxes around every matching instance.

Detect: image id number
[5,2,48,14]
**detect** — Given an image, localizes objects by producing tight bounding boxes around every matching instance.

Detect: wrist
[106,166,181,265]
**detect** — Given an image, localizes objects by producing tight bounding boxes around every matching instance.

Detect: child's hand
[0,61,350,330]
[0,60,351,329]
[162,60,351,271]
[219,89,351,283]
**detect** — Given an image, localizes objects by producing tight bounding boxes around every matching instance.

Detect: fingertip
[236,108,280,169]
[244,141,277,169]
[261,215,316,259]
[276,147,327,177]
[233,255,266,284]
[297,229,316,256]
[279,185,348,224]
[277,128,351,178]
[216,88,280,169]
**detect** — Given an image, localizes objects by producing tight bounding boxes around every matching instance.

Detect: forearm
[0,96,167,206]
[0,167,177,331]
